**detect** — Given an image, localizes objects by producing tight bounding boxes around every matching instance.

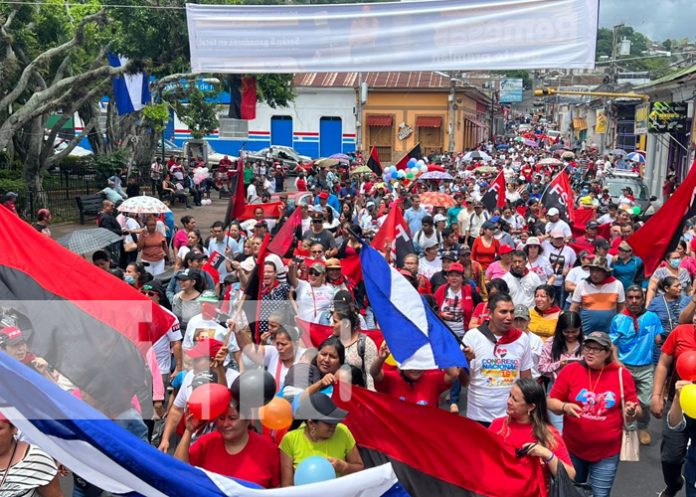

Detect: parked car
[183,140,235,167]
[246,146,312,175]
[604,170,654,213]
[156,138,183,159]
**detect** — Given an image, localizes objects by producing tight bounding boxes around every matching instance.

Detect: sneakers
[658,476,685,497]
[639,429,652,445]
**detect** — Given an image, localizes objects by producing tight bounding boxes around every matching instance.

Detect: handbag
[123,234,138,253]
[549,462,593,497]
[618,367,640,462]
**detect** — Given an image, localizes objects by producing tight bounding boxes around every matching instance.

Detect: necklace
[587,366,604,392]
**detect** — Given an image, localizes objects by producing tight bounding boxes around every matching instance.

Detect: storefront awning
[415,116,442,128]
[465,118,487,128]
[366,115,393,127]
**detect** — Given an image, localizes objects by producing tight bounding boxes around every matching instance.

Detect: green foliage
[85,148,130,184]
[142,103,170,134]
[168,86,219,140]
[256,74,296,108]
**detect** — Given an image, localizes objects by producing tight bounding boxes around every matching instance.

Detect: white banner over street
[186,0,599,74]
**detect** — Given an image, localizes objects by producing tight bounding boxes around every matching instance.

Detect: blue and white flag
[108,53,151,115]
[360,244,468,370]
[0,353,405,497]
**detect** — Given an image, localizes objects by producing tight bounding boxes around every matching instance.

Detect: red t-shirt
[375,369,448,407]
[471,302,489,324]
[189,430,280,488]
[550,362,637,462]
[489,418,571,497]
[662,324,696,363]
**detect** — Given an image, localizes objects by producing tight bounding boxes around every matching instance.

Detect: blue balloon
[407,158,417,167]
[397,170,406,179]
[391,172,399,180]
[294,456,336,485]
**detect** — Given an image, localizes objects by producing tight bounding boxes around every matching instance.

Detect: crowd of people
[3,120,696,497]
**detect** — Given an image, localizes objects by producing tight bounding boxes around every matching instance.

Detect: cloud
[599,0,694,41]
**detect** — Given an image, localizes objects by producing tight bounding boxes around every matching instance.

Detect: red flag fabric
[541,169,575,223]
[480,171,506,212]
[571,208,595,237]
[267,207,302,257]
[394,144,422,170]
[0,207,174,410]
[294,318,384,350]
[629,159,696,275]
[371,205,415,267]
[334,386,543,497]
[238,201,284,221]
[367,146,382,175]
[240,76,256,120]
[243,234,271,343]
[340,252,363,286]
[232,157,246,219]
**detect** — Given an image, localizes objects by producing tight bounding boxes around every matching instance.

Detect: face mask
[670,259,681,269]
[124,275,136,285]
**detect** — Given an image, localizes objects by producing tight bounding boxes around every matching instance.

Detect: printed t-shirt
[190,430,280,488]
[375,368,448,407]
[462,327,533,423]
[549,362,638,462]
[294,280,335,323]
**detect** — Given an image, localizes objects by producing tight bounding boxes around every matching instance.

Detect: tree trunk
[22,117,47,212]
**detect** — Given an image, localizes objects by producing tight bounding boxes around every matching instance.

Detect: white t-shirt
[502,271,543,308]
[183,315,240,353]
[263,346,306,389]
[418,256,442,280]
[462,327,533,423]
[247,183,258,203]
[173,368,240,409]
[565,266,590,303]
[295,280,335,323]
[540,242,577,287]
[544,219,572,238]
[151,307,182,374]
[527,331,544,380]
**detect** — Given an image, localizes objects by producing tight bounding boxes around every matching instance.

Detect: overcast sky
[599,0,694,42]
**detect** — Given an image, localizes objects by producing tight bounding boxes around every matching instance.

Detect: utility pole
[356,73,363,153]
[610,24,624,84]
[448,73,456,152]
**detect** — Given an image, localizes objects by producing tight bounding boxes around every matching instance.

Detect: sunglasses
[312,219,323,223]
[583,344,608,353]
[619,248,632,253]
[141,290,158,297]
[309,269,322,276]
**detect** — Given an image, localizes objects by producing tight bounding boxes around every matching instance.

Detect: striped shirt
[572,277,626,334]
[1,444,57,497]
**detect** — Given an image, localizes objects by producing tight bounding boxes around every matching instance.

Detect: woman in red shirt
[490,378,575,497]
[548,331,640,497]
[174,403,280,488]
[471,221,500,271]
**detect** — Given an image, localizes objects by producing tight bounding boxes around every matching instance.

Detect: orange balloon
[259,397,294,430]
[385,354,397,367]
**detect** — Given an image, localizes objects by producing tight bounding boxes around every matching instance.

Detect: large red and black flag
[334,386,544,497]
[267,206,302,257]
[371,205,415,267]
[242,233,271,343]
[224,157,246,227]
[630,159,696,275]
[541,169,575,223]
[367,146,383,175]
[480,171,506,213]
[394,144,422,170]
[0,207,175,415]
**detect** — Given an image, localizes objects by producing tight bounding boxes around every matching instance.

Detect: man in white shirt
[544,208,572,240]
[418,238,442,280]
[461,293,533,426]
[246,179,259,203]
[461,202,489,247]
[542,229,577,304]
[183,292,241,367]
[502,251,542,308]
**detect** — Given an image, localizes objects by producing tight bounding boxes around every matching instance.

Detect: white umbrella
[117,196,171,214]
[462,151,492,162]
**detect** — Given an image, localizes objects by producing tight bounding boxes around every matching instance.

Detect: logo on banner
[550,184,569,206]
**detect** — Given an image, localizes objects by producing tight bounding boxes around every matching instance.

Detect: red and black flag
[242,233,270,343]
[480,171,506,213]
[367,146,383,175]
[334,386,545,497]
[0,207,175,416]
[228,75,257,120]
[267,206,302,257]
[540,169,575,223]
[224,157,246,227]
[371,205,415,267]
[630,159,696,275]
[394,143,422,170]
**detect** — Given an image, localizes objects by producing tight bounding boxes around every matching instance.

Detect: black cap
[441,251,457,261]
[295,393,348,424]
[176,268,201,280]
[584,331,612,349]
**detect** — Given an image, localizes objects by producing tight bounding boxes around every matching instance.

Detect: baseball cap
[550,229,565,239]
[513,305,530,321]
[547,207,560,217]
[586,221,599,229]
[309,262,326,273]
[318,192,329,200]
[421,238,439,250]
[584,331,612,350]
[441,251,457,261]
[0,326,25,346]
[325,258,342,269]
[187,251,207,261]
[433,214,447,224]
[141,280,165,295]
[499,245,515,255]
[176,268,200,280]
[187,338,224,360]
[199,290,219,303]
[618,240,632,252]
[295,393,348,424]
[447,262,465,274]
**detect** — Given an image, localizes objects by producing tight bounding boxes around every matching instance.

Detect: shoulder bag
[619,367,640,462]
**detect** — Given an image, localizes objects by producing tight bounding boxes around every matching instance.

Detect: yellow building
[294,72,493,163]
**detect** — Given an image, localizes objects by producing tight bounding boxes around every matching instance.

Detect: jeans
[688,480,696,497]
[570,452,619,497]
[662,399,689,495]
[450,379,461,407]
